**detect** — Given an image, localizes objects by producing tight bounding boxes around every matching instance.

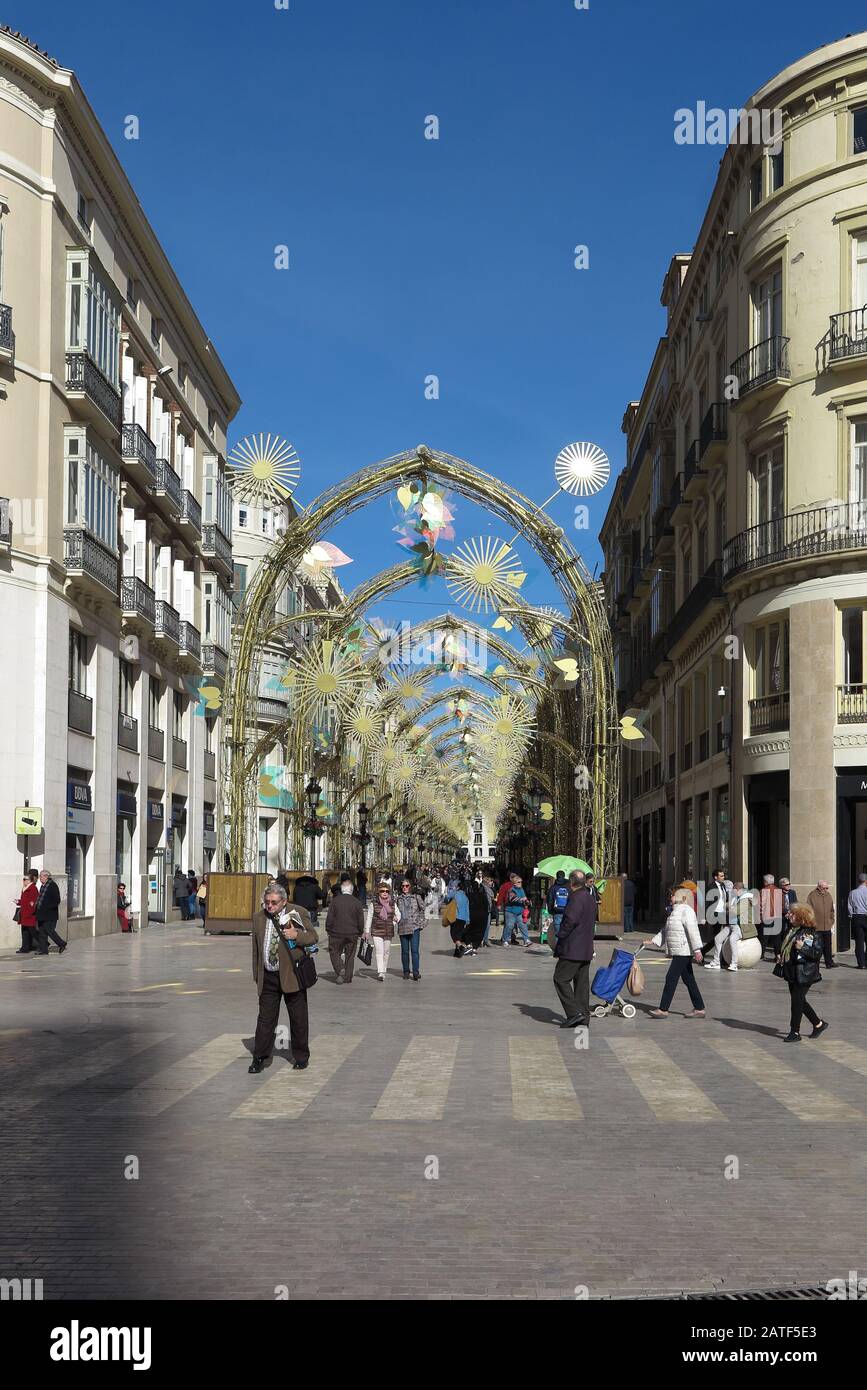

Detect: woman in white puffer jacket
[644,888,706,1018]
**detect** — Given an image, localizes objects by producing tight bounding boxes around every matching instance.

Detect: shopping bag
[626,960,645,996]
[440,899,457,927]
[358,939,374,967]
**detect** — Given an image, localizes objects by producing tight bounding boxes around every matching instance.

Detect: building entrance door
[148,848,166,922]
[834,772,867,951]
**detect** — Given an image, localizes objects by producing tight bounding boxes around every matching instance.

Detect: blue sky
[15,0,865,624]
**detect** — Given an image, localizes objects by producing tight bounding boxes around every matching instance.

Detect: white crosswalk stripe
[509,1037,582,1121]
[605,1037,725,1121]
[373,1036,459,1120]
[706,1038,864,1122]
[231,1035,363,1119]
[98,1033,245,1116]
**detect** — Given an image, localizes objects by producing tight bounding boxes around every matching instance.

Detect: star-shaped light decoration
[227,433,301,505]
[554,441,610,497]
[477,694,535,751]
[346,702,384,746]
[293,639,365,721]
[446,536,524,614]
[385,666,429,708]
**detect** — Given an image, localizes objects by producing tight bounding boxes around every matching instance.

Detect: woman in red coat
[15,870,39,954]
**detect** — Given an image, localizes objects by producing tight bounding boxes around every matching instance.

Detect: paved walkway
[0,923,864,1298]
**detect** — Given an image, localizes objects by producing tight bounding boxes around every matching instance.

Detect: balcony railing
[63,528,118,596]
[749,692,790,735]
[121,422,158,482]
[201,522,231,570]
[257,696,291,721]
[819,307,867,370]
[723,501,867,580]
[154,600,180,646]
[121,575,156,625]
[178,620,201,660]
[180,490,202,535]
[65,352,121,430]
[204,749,216,780]
[118,711,138,752]
[668,471,687,513]
[699,402,728,458]
[683,439,701,486]
[837,683,867,723]
[666,560,724,650]
[148,726,165,762]
[0,497,11,547]
[152,459,182,511]
[201,642,229,679]
[730,336,790,398]
[0,303,14,357]
[68,688,93,735]
[172,736,188,770]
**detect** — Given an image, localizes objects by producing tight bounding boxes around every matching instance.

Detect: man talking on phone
[249,883,318,1074]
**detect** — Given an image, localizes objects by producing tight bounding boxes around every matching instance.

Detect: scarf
[264,904,290,968]
[778,926,804,964]
[377,896,393,922]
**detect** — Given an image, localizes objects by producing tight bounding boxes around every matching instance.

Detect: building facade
[600,31,867,945]
[0,29,240,946]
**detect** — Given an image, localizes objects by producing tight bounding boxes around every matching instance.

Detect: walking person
[444,880,469,957]
[622,874,636,934]
[806,880,836,969]
[779,878,798,928]
[14,869,39,953]
[480,871,495,947]
[552,871,597,1029]
[173,867,190,920]
[196,874,208,922]
[248,884,318,1073]
[759,875,783,959]
[364,880,400,980]
[847,871,867,969]
[547,871,570,946]
[703,873,739,970]
[396,877,426,979]
[461,878,490,957]
[292,871,325,925]
[324,872,365,983]
[117,882,132,933]
[185,869,198,921]
[644,887,705,1018]
[35,870,66,955]
[502,874,529,947]
[776,904,828,1042]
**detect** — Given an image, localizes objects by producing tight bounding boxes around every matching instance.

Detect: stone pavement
[0,921,865,1299]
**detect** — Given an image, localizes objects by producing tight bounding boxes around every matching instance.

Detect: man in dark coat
[552,871,596,1028]
[292,873,326,921]
[324,873,365,981]
[249,884,319,1073]
[35,870,66,955]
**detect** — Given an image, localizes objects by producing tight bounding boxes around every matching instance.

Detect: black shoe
[36,950,49,956]
[58,942,67,954]
[810,1020,830,1039]
[403,972,410,980]
[248,1056,267,1073]
[15,948,31,955]
[560,1015,587,1029]
[413,974,420,981]
[826,961,838,968]
[783,1032,801,1042]
[292,1060,308,1070]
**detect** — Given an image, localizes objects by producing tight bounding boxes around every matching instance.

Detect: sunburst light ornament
[479,693,535,750]
[446,536,524,614]
[227,433,301,505]
[554,441,610,497]
[294,640,365,720]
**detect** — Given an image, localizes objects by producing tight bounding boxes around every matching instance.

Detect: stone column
[788,597,836,901]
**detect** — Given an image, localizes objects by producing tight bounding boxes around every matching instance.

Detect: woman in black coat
[777,904,829,1042]
[461,881,490,958]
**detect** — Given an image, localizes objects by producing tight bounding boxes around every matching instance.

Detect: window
[854,106,867,155]
[204,714,216,754]
[258,818,269,875]
[203,576,232,649]
[151,315,161,349]
[682,538,692,599]
[178,361,187,393]
[232,563,248,607]
[715,245,726,287]
[64,429,119,551]
[173,690,186,739]
[203,455,231,536]
[696,523,707,577]
[681,801,694,875]
[680,684,693,770]
[717,496,727,557]
[750,160,763,209]
[149,678,163,729]
[237,506,248,529]
[842,608,864,685]
[118,658,135,715]
[695,670,709,762]
[208,408,216,437]
[753,268,782,344]
[126,276,137,313]
[66,251,120,385]
[754,619,789,697]
[751,446,784,528]
[850,421,867,511]
[66,834,86,915]
[69,629,88,693]
[716,789,730,876]
[77,191,89,230]
[769,149,784,192]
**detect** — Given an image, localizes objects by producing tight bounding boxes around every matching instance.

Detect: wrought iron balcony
[683,439,703,490]
[179,620,201,661]
[668,471,689,518]
[749,692,790,735]
[666,560,724,651]
[0,303,14,360]
[121,575,156,625]
[699,402,728,459]
[0,497,11,547]
[201,522,231,573]
[65,352,121,433]
[63,527,118,596]
[204,749,216,780]
[201,642,229,679]
[148,726,165,762]
[121,423,158,483]
[257,696,291,721]
[837,683,867,724]
[151,459,182,514]
[172,736,188,770]
[154,600,180,647]
[180,490,202,536]
[68,688,93,735]
[723,501,867,580]
[729,336,790,399]
[818,308,867,371]
[118,711,138,752]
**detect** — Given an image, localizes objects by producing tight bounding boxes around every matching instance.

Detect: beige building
[600,31,867,947]
[0,28,240,945]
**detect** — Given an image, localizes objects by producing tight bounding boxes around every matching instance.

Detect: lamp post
[386,814,398,870]
[356,801,371,870]
[303,775,322,873]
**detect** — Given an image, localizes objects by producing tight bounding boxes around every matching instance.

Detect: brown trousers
[253,968,310,1062]
[328,934,359,981]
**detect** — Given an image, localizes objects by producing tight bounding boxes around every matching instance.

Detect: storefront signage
[67,780,92,810]
[67,805,94,836]
[147,801,164,822]
[203,831,217,850]
[836,772,867,798]
[117,792,137,818]
[203,811,215,833]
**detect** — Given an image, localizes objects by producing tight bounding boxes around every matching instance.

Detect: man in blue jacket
[552,871,596,1028]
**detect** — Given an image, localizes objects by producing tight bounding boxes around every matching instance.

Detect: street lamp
[386,814,398,870]
[303,774,323,873]
[355,801,371,869]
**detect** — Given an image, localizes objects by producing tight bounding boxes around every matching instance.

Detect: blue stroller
[590,944,645,1019]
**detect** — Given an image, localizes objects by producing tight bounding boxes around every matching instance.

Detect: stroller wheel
[622,1004,637,1019]
[593,1005,607,1018]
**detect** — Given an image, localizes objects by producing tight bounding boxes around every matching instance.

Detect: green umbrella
[535,855,592,877]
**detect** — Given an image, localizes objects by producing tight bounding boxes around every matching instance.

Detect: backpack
[553,884,569,912]
[440,898,457,927]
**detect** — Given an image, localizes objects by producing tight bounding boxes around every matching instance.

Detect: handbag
[627,960,645,996]
[772,961,785,978]
[358,939,373,967]
[13,907,20,924]
[291,949,318,990]
[440,898,457,927]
